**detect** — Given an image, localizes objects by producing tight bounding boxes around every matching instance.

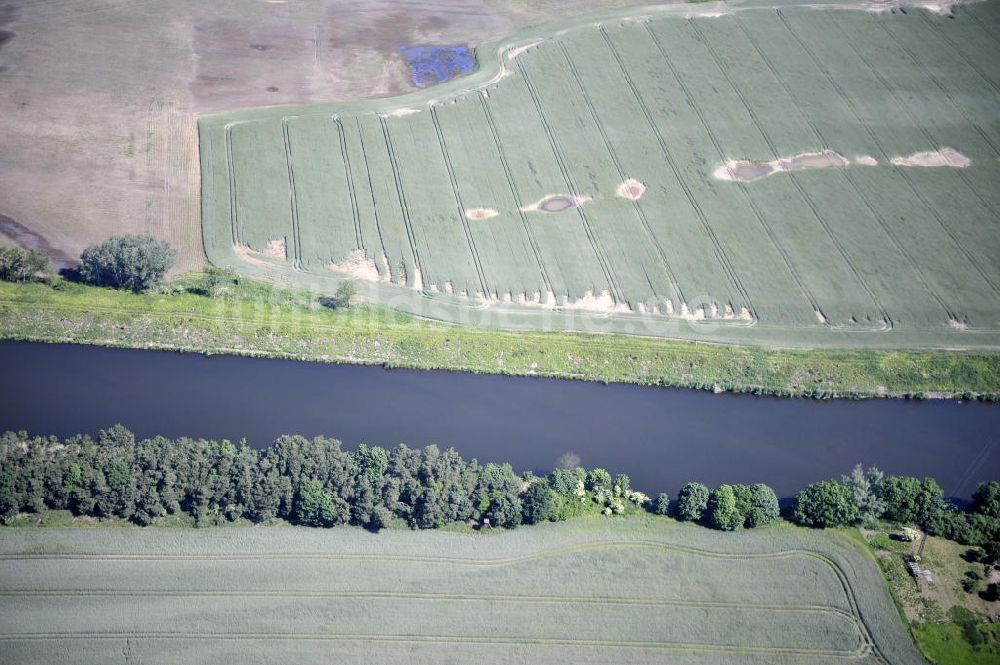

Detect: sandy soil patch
[616,178,646,201]
[326,249,380,282]
[379,252,393,283]
[680,303,706,321]
[465,207,498,220]
[521,194,591,213]
[949,318,969,331]
[816,310,828,324]
[714,150,849,183]
[382,107,421,118]
[891,148,970,168]
[412,265,424,290]
[855,155,878,166]
[507,40,543,61]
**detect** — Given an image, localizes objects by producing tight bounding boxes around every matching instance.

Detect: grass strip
[0,278,998,399]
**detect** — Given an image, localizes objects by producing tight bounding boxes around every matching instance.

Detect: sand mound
[326,249,380,282]
[891,148,970,168]
[616,178,646,201]
[521,194,591,213]
[465,207,499,220]
[714,150,849,183]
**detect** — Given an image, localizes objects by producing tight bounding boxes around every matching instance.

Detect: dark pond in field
[1,341,998,498]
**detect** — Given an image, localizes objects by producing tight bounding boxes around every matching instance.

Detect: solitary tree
[676,482,710,522]
[79,234,175,292]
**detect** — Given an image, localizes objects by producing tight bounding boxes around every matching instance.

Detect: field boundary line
[476,95,554,296]
[332,116,365,252]
[429,104,490,296]
[822,11,1000,301]
[557,40,682,307]
[515,56,627,305]
[744,12,953,323]
[280,117,305,270]
[686,18,889,329]
[379,116,428,289]
[599,25,757,321]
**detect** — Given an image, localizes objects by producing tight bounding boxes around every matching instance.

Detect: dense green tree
[586,468,611,491]
[486,494,522,528]
[675,482,709,522]
[841,465,886,523]
[880,476,943,526]
[521,482,559,524]
[613,473,631,494]
[792,480,859,528]
[78,234,175,292]
[971,481,1000,519]
[295,480,337,527]
[547,468,582,495]
[651,493,670,516]
[353,444,389,486]
[707,485,742,531]
[0,247,50,282]
[735,483,780,528]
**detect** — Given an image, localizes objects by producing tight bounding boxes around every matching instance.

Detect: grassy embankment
[1,275,998,398]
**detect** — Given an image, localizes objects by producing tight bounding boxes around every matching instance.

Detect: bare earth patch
[949,318,969,331]
[382,107,421,118]
[507,40,543,61]
[326,249,380,282]
[890,147,970,168]
[263,238,287,259]
[465,207,499,220]
[855,155,878,166]
[616,178,646,200]
[714,150,850,183]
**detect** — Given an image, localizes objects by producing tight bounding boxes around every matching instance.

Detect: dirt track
[0,0,663,272]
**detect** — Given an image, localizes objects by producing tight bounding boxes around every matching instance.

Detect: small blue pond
[400,45,475,87]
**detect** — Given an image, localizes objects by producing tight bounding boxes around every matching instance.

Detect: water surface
[1,341,997,497]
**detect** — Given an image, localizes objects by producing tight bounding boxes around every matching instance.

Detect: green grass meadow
[0,518,926,664]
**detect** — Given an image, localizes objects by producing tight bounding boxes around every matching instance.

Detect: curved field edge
[197,0,1000,350]
[0,518,929,664]
[1,280,998,399]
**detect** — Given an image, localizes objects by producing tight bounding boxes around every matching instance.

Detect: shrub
[521,482,558,524]
[0,247,50,282]
[585,468,611,491]
[792,480,859,528]
[78,234,175,291]
[548,468,582,495]
[651,493,670,516]
[676,482,709,522]
[613,473,630,495]
[706,484,742,531]
[321,280,357,309]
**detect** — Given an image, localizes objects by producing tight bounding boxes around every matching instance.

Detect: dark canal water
[1,341,997,497]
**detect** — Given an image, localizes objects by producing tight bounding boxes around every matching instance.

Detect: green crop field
[199,0,1000,349]
[0,520,925,664]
